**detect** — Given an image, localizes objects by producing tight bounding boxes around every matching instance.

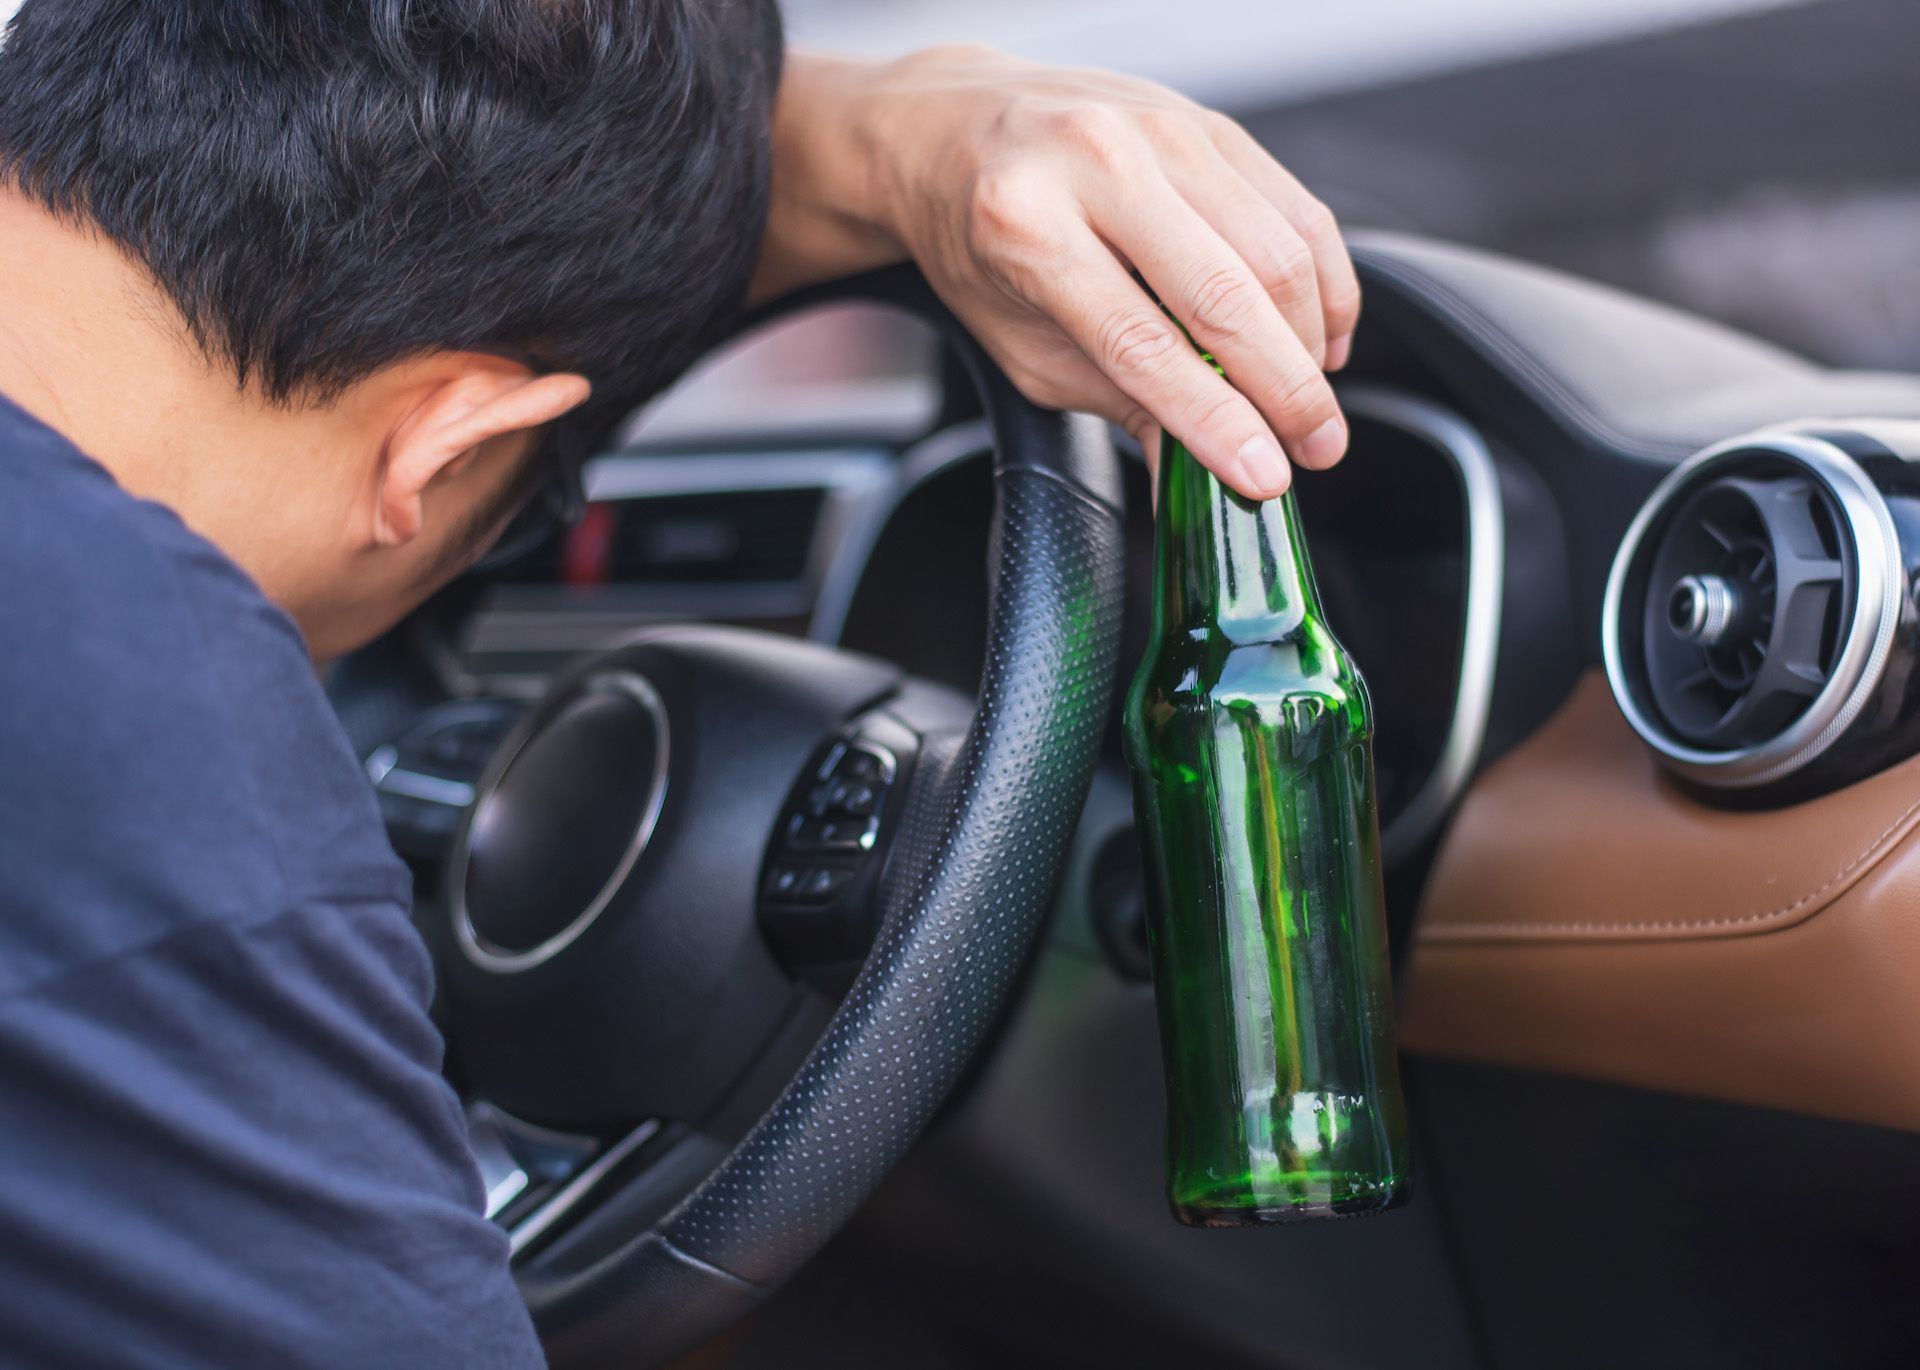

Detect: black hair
[0,0,784,434]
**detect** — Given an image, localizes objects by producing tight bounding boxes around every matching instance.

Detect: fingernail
[1298,417,1347,468]
[1326,333,1353,371]
[1237,435,1290,496]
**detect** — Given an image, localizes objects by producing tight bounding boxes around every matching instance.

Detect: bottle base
[1171,1183,1410,1229]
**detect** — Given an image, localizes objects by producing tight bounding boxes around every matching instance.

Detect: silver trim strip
[1600,430,1903,788]
[583,448,890,501]
[507,1118,662,1258]
[364,747,477,809]
[1338,385,1507,862]
[468,1107,532,1220]
[448,670,672,974]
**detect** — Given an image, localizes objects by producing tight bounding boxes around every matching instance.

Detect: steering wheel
[429,268,1126,1367]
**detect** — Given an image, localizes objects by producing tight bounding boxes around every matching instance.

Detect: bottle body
[1123,437,1410,1225]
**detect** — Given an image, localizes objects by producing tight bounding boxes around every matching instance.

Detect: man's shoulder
[0,414,539,1370]
[0,393,308,671]
[0,395,408,995]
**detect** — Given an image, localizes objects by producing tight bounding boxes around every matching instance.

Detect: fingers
[989,337,1152,448]
[964,327,1164,501]
[937,90,1360,499]
[1132,420,1162,479]
[1162,160,1327,367]
[1096,181,1346,480]
[1018,224,1305,498]
[1206,116,1362,368]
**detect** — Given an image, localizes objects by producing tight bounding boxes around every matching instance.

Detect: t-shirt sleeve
[0,897,547,1369]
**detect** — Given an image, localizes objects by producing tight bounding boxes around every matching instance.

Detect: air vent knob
[1603,426,1914,798]
[1667,574,1737,646]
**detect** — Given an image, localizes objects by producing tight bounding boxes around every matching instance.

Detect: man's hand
[753,46,1359,499]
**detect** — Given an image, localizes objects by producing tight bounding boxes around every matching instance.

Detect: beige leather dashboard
[1400,671,1920,1131]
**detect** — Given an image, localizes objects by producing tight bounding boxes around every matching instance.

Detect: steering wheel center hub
[452,671,670,973]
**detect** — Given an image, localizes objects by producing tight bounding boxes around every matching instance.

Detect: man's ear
[373,362,592,548]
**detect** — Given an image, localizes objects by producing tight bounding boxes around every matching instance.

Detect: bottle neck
[1156,437,1324,642]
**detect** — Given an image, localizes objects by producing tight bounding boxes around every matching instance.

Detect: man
[0,2,1357,1365]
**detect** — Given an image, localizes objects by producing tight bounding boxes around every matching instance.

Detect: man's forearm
[748,51,904,305]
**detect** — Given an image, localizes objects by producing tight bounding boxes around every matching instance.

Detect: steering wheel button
[787,817,828,849]
[814,741,850,781]
[765,865,809,899]
[803,783,837,818]
[835,749,886,783]
[818,780,874,816]
[797,867,855,903]
[821,818,877,850]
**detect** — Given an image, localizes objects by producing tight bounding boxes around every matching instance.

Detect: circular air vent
[1603,433,1903,790]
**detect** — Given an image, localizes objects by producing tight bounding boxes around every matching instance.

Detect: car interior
[327,232,1920,1369]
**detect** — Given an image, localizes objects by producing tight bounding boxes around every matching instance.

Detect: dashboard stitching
[1420,791,1920,940]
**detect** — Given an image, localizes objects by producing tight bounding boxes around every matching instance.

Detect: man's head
[0,0,782,656]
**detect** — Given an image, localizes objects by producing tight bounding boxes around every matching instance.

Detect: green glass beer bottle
[1123,398,1411,1226]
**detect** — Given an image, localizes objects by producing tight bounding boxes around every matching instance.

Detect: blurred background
[784,0,1920,372]
[648,0,1920,442]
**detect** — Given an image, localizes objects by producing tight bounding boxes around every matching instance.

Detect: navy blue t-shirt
[0,393,544,1367]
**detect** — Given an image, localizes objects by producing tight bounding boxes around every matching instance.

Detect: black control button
[804,783,837,818]
[789,817,879,851]
[764,865,809,899]
[760,726,918,985]
[821,818,877,850]
[828,781,880,816]
[803,777,884,819]
[797,867,855,903]
[835,749,886,783]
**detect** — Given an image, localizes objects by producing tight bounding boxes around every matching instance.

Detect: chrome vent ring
[1603,432,1903,790]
